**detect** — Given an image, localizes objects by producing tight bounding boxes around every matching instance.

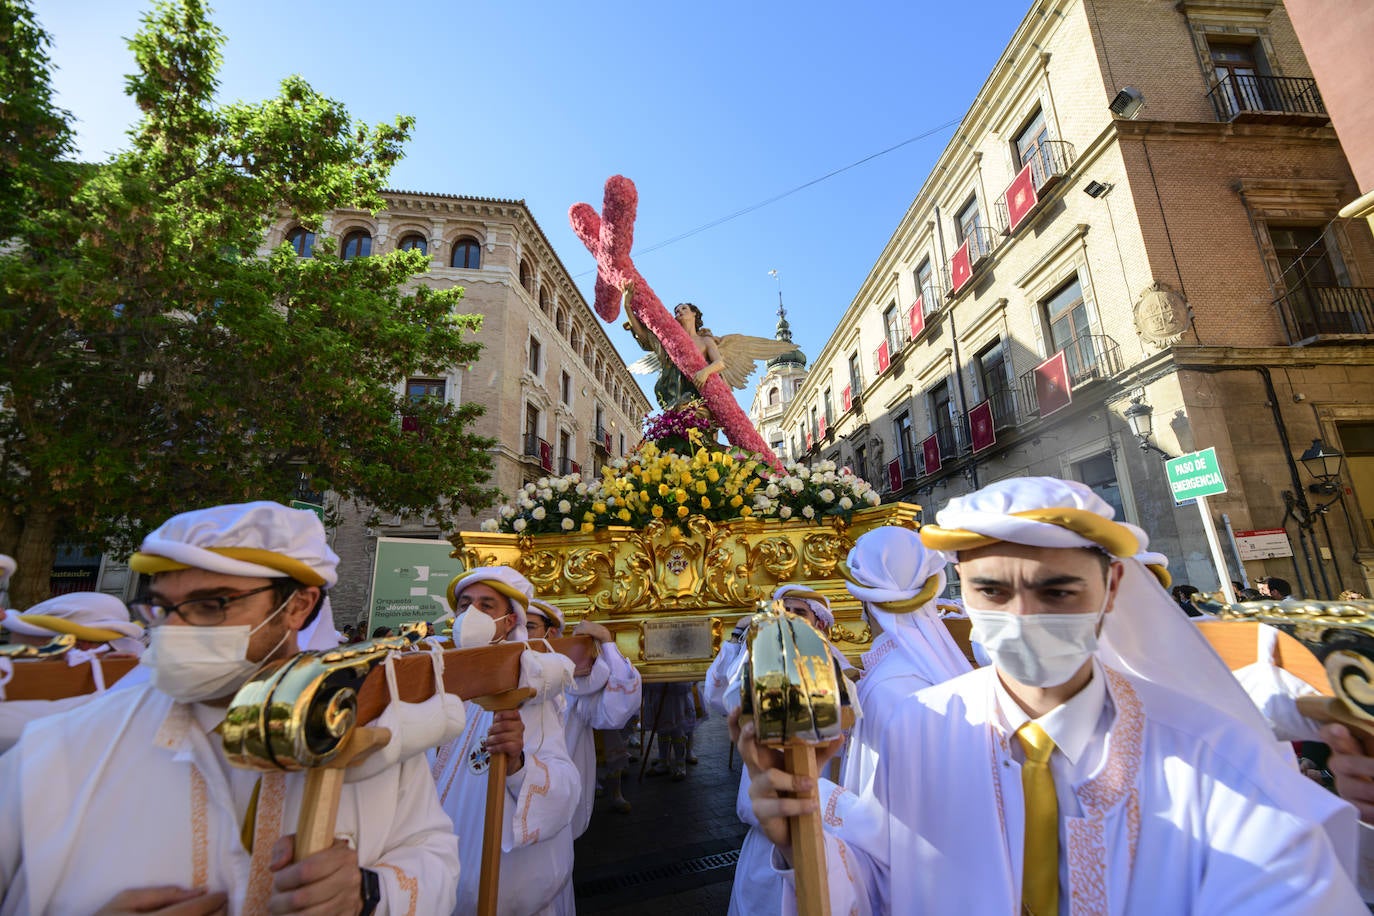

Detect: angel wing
[715,334,797,389]
[626,351,662,376]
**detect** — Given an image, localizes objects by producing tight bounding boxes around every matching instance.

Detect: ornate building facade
[783,0,1374,597]
[748,300,809,464]
[262,191,650,621]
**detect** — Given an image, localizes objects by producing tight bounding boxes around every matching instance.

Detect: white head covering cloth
[772,584,835,629]
[529,597,564,633]
[131,501,339,587]
[3,593,145,656]
[446,566,531,641]
[845,527,971,683]
[933,476,1273,742]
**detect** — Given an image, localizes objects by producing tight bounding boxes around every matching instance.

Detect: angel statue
[625,300,796,411]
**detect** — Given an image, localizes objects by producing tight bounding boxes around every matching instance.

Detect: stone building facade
[748,301,809,464]
[783,0,1374,598]
[262,191,650,623]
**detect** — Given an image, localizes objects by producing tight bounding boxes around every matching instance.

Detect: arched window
[570,325,583,351]
[519,259,534,293]
[286,227,316,258]
[341,230,372,260]
[451,237,482,269]
[539,287,552,315]
[555,309,569,335]
[398,233,428,255]
[769,387,780,406]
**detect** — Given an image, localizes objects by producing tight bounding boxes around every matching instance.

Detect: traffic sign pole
[1194,496,1237,605]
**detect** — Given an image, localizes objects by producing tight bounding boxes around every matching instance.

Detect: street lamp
[1123,396,1174,458]
[1299,438,1344,493]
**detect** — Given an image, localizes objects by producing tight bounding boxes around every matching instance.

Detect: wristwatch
[359,867,381,916]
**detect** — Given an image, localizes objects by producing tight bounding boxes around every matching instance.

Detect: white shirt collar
[992,658,1108,766]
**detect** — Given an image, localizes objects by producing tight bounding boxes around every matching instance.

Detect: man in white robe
[0,592,148,753]
[527,597,642,837]
[0,501,461,915]
[727,585,852,916]
[837,527,970,796]
[739,477,1362,914]
[431,567,581,916]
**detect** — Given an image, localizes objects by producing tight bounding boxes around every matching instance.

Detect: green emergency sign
[1165,447,1228,503]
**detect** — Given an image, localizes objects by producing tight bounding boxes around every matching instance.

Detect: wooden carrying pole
[294,727,392,858]
[784,745,830,916]
[471,686,536,916]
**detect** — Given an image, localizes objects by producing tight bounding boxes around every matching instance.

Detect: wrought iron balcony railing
[1208,73,1326,122]
[1275,285,1374,343]
[994,140,1077,233]
[1016,333,1123,417]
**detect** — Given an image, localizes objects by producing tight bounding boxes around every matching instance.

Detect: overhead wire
[573,116,963,277]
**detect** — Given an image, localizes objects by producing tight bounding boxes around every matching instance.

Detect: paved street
[573,712,747,914]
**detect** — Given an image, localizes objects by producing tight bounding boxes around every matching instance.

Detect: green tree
[0,0,498,607]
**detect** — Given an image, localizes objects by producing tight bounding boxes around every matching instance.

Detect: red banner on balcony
[842,385,852,413]
[887,458,902,492]
[818,415,827,440]
[875,340,890,375]
[922,434,942,474]
[908,296,925,340]
[1004,162,1038,233]
[1034,350,1073,417]
[969,399,995,452]
[539,440,553,471]
[604,431,613,452]
[570,461,581,475]
[949,240,973,295]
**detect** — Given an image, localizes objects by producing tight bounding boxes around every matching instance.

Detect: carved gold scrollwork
[748,536,799,579]
[800,531,849,578]
[563,548,614,594]
[828,622,872,644]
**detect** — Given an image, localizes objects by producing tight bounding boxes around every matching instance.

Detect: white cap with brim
[771,584,835,629]
[529,597,564,632]
[3,593,145,655]
[445,566,532,633]
[129,501,339,588]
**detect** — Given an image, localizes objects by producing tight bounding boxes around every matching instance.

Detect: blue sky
[33,0,1033,407]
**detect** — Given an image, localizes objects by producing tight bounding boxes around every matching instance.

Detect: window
[975,338,1012,427]
[895,411,916,477]
[794,378,803,392]
[406,378,445,402]
[810,406,819,440]
[1270,225,1338,292]
[341,230,371,261]
[450,237,481,269]
[398,233,428,255]
[914,258,938,313]
[286,227,315,258]
[556,309,569,335]
[956,197,983,244]
[929,379,956,457]
[524,404,541,457]
[1209,39,1267,114]
[1014,108,1051,179]
[854,443,867,482]
[1074,452,1126,524]
[519,259,534,294]
[528,336,542,375]
[619,433,626,456]
[882,302,902,353]
[768,386,780,406]
[561,371,572,405]
[558,429,572,475]
[848,351,862,392]
[539,287,552,315]
[822,388,834,427]
[1043,277,1096,381]
[594,405,605,438]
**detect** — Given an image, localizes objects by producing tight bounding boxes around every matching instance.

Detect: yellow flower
[581,522,595,532]
[593,502,607,514]
[701,496,711,509]
[583,511,595,522]
[652,505,664,518]
[740,506,752,517]
[695,480,707,495]
[675,490,688,503]
[706,468,720,483]
[722,454,735,467]
[658,483,670,496]
[639,490,650,503]
[730,494,743,508]
[618,508,631,522]
[677,505,690,518]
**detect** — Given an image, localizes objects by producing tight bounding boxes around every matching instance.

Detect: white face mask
[966,591,1109,688]
[141,594,294,703]
[456,608,505,648]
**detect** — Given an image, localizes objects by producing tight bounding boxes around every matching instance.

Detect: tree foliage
[0,0,498,606]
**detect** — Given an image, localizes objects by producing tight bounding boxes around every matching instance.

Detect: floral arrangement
[569,175,780,466]
[640,399,716,447]
[482,434,881,535]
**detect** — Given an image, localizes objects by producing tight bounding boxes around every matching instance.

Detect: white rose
[802,505,815,519]
[779,506,793,519]
[576,483,589,496]
[537,477,549,489]
[820,489,835,502]
[867,491,881,505]
[532,506,547,520]
[480,519,498,532]
[558,499,572,514]
[765,483,780,499]
[561,517,576,531]
[839,496,853,510]
[513,518,528,532]
[555,478,570,492]
[788,479,804,494]
[499,505,514,519]
[797,466,810,479]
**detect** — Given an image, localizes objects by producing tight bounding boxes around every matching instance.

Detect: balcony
[557,456,576,476]
[983,376,1021,429]
[523,433,553,471]
[1208,73,1327,125]
[898,447,920,480]
[1016,334,1123,417]
[932,415,959,460]
[1275,285,1374,344]
[994,140,1076,235]
[946,227,998,298]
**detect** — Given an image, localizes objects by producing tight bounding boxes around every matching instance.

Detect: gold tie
[1017,721,1059,916]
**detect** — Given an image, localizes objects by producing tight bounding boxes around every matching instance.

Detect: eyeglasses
[129,584,278,627]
